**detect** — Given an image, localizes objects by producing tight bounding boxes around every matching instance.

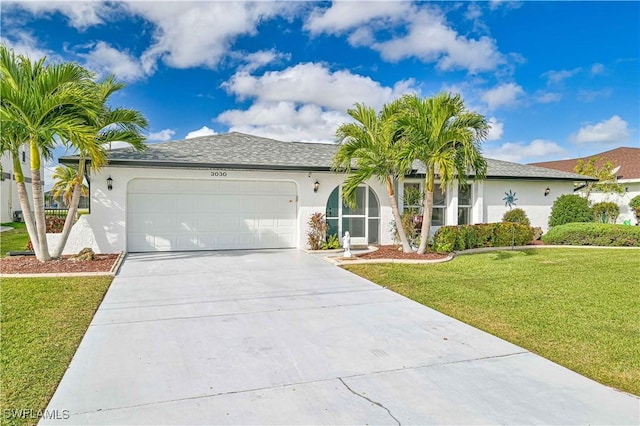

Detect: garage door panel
[127,179,297,252]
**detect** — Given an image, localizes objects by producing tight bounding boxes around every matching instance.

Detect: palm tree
[51,76,148,258]
[0,45,100,261]
[333,101,413,253]
[398,92,488,254]
[51,165,88,207]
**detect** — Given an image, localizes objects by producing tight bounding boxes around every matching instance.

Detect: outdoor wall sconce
[314,180,320,193]
[107,176,113,191]
[544,187,551,196]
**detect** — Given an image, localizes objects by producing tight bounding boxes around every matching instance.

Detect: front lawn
[0,222,29,257]
[344,248,640,396]
[1,276,112,426]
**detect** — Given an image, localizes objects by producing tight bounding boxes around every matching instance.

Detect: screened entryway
[325,185,380,246]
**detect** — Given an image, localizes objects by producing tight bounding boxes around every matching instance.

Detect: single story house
[531,147,640,225]
[57,132,595,254]
[0,149,42,223]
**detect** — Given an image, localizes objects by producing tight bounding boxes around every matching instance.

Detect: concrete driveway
[44,250,638,425]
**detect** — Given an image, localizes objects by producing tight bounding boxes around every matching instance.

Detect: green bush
[630,195,640,220]
[549,194,593,227]
[322,234,341,250]
[541,222,640,246]
[592,202,620,224]
[502,208,531,226]
[433,223,535,253]
[432,226,458,253]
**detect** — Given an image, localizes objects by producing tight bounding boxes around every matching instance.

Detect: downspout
[84,160,91,215]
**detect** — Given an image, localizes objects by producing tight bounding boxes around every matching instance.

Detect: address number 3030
[210,171,228,177]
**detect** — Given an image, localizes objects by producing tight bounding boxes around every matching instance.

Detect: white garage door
[127,179,297,252]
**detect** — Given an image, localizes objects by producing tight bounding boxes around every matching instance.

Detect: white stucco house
[532,147,640,225]
[0,148,42,223]
[56,132,595,254]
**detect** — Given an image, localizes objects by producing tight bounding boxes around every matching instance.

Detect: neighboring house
[44,191,90,209]
[531,147,640,225]
[0,148,42,223]
[57,132,595,254]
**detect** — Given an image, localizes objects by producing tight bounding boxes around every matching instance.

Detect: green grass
[0,223,29,257]
[344,248,640,396]
[1,277,112,426]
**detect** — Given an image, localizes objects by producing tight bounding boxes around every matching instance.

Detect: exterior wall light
[314,180,320,193]
[544,187,551,196]
[107,176,113,191]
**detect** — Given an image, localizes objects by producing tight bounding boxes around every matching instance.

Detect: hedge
[541,223,640,247]
[432,223,535,253]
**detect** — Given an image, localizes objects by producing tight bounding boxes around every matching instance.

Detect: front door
[326,184,380,246]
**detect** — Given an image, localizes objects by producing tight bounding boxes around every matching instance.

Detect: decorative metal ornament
[503,190,517,208]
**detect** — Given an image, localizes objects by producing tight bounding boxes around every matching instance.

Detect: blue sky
[1,0,638,185]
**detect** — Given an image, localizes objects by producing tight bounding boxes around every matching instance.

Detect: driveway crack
[338,377,401,426]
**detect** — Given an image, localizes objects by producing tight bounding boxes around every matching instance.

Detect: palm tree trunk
[52,158,85,258]
[29,140,51,261]
[387,176,413,253]
[12,153,42,259]
[417,184,434,255]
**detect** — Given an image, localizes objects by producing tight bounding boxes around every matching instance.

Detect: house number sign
[210,171,228,177]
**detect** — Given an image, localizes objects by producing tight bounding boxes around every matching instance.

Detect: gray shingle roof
[60,131,595,181]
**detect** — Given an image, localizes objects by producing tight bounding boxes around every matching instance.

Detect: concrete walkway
[43,250,638,425]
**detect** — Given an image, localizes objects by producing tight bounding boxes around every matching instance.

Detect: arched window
[326,184,380,245]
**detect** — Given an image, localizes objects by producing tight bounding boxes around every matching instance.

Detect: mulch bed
[357,245,449,260]
[0,254,119,274]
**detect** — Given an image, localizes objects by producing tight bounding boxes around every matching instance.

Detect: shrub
[630,195,640,220]
[432,226,458,253]
[549,194,593,227]
[322,234,341,250]
[432,223,535,253]
[307,212,328,250]
[592,201,620,224]
[502,208,531,226]
[541,223,640,246]
[391,212,421,247]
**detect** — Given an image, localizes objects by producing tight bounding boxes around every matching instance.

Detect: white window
[402,182,446,226]
[457,185,472,225]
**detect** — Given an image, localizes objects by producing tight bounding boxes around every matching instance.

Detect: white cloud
[481,83,524,110]
[485,139,566,163]
[542,67,582,85]
[305,2,410,34]
[487,117,504,141]
[236,49,291,73]
[222,62,417,111]
[124,2,295,73]
[147,129,175,142]
[591,63,605,75]
[1,31,53,61]
[371,9,504,73]
[534,91,562,103]
[218,63,419,142]
[577,88,612,102]
[306,3,505,73]
[4,1,114,30]
[571,115,629,144]
[79,41,147,82]
[185,126,217,139]
[218,102,346,143]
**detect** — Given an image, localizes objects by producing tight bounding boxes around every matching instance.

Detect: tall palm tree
[398,92,488,254]
[51,76,148,258]
[51,165,88,207]
[0,45,100,261]
[333,101,413,253]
